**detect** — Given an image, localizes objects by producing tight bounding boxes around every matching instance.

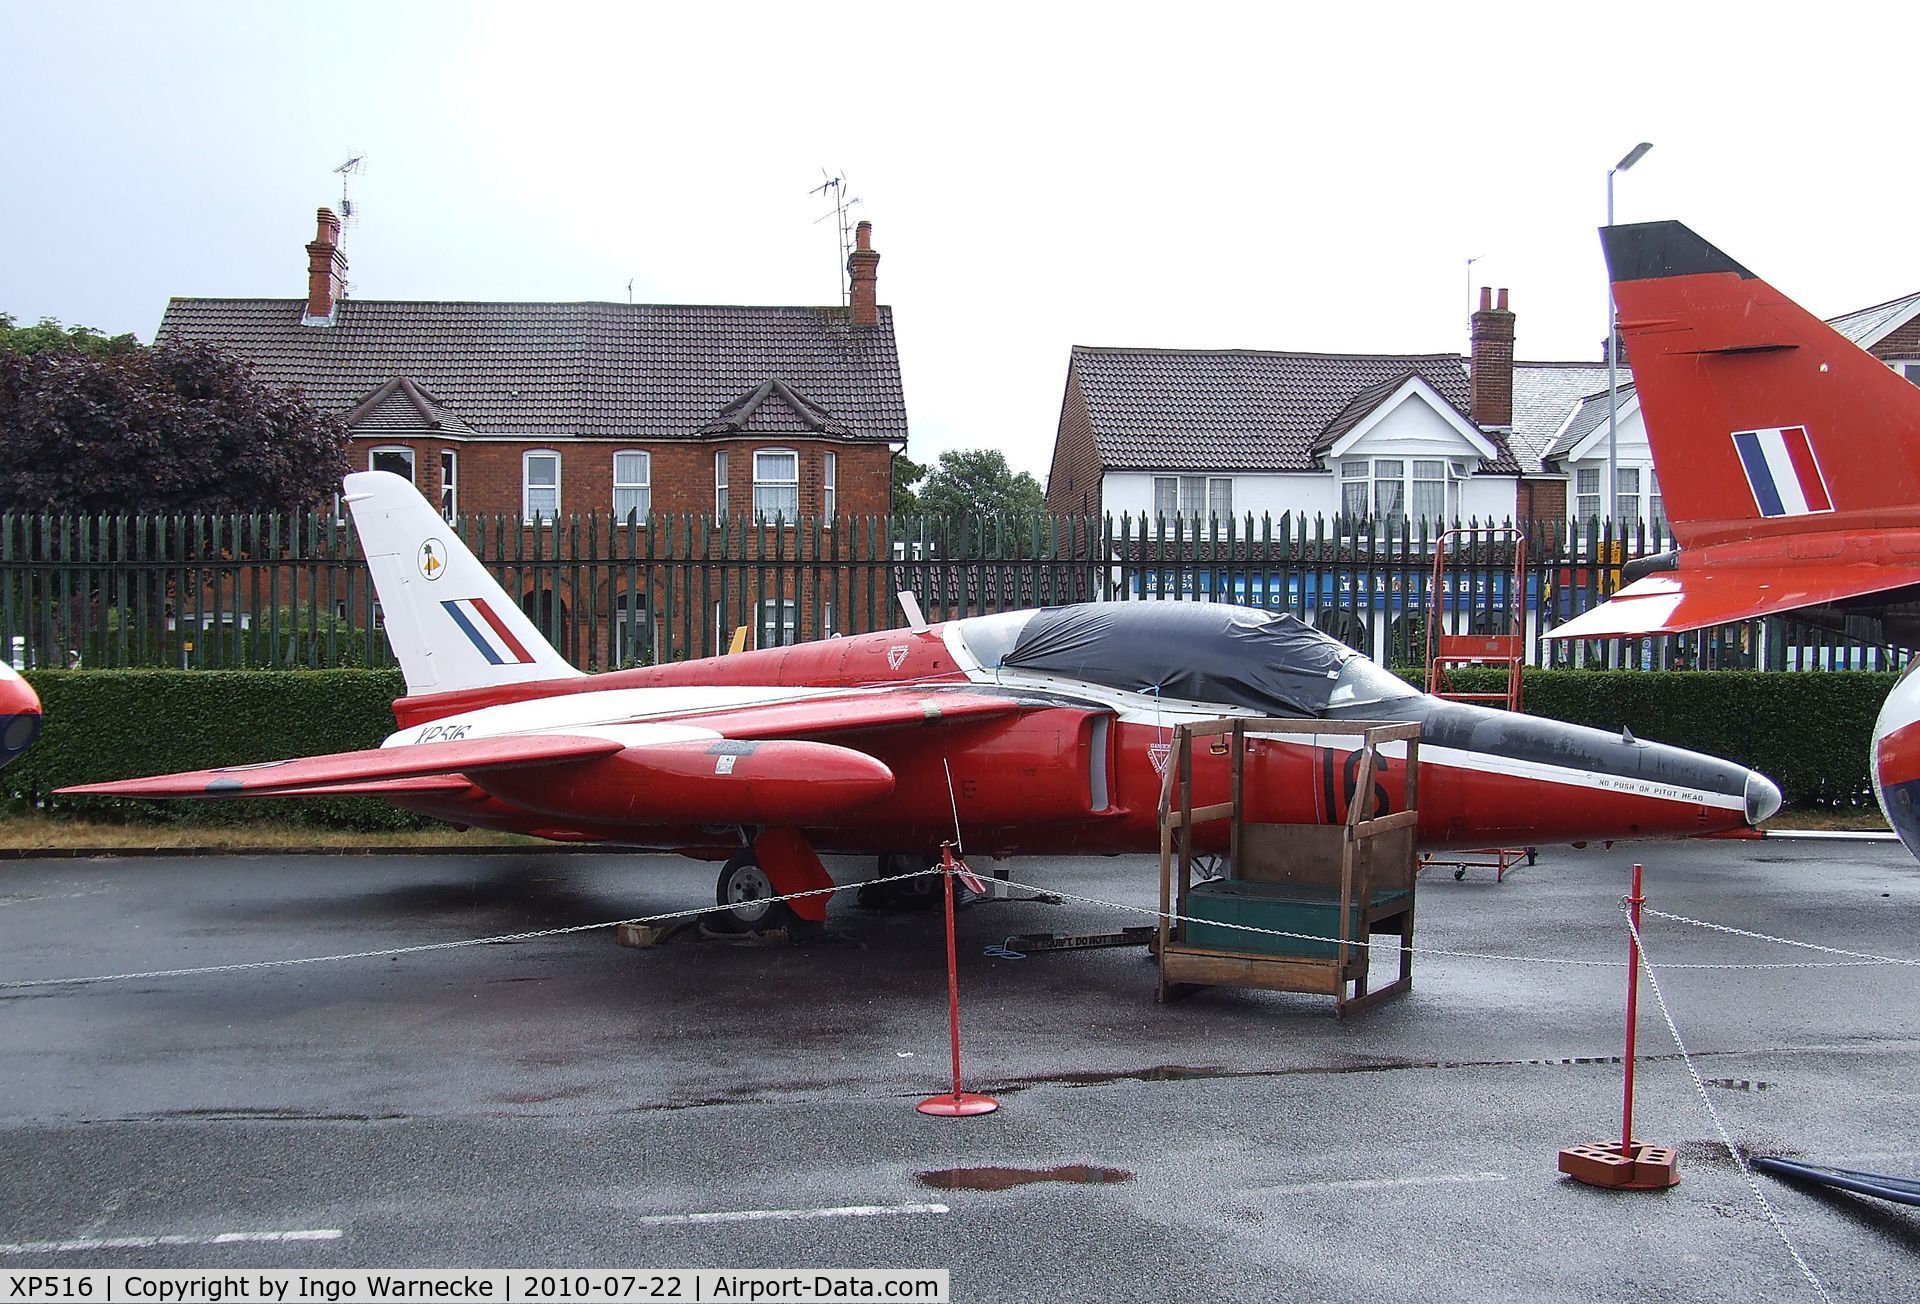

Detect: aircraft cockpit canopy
[955,603,1418,718]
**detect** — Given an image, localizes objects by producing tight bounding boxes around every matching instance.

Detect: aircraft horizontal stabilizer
[57,735,625,799]
[1548,561,1920,640]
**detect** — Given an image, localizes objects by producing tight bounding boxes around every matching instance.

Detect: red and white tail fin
[1606,221,1920,548]
[343,471,583,695]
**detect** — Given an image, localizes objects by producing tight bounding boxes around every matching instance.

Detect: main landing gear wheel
[857,853,941,910]
[714,849,795,933]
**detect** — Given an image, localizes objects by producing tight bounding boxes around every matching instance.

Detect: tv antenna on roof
[809,170,862,307]
[334,154,367,226]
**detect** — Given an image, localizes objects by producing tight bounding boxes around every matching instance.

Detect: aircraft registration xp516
[1550,219,1920,859]
[63,471,1780,929]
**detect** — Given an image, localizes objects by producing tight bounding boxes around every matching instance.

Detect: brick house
[153,208,909,659]
[159,209,907,528]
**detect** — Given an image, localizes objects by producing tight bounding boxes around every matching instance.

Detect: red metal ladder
[1422,527,1534,881]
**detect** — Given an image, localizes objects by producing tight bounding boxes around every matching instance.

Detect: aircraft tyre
[857,853,941,910]
[714,848,797,933]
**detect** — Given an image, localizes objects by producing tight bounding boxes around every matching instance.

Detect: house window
[1576,467,1601,521]
[1150,475,1233,526]
[1412,460,1446,523]
[715,450,729,517]
[613,450,651,520]
[613,591,651,665]
[1340,461,1369,517]
[754,449,799,522]
[1615,467,1641,525]
[1372,459,1406,526]
[758,598,797,648]
[1339,459,1443,526]
[523,450,560,523]
[370,446,415,482]
[823,451,837,519]
[439,450,458,521]
[1650,471,1666,534]
[1893,360,1920,386]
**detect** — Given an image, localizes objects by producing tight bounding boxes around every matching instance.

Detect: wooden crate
[1155,718,1420,1018]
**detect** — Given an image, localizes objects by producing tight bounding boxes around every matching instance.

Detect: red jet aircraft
[1550,219,1920,858]
[0,662,41,768]
[64,471,1778,928]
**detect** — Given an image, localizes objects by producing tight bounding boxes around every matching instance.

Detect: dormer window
[1339,458,1446,526]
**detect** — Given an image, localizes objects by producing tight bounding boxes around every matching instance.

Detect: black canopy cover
[1000,602,1353,716]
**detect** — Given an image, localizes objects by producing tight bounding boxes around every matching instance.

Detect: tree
[891,450,928,516]
[0,312,141,359]
[0,341,350,514]
[917,448,1046,521]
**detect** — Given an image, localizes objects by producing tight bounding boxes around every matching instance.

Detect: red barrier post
[1556,860,1678,1188]
[916,844,999,1117]
[1620,861,1643,1159]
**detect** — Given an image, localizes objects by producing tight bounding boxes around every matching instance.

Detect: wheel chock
[1558,1141,1680,1190]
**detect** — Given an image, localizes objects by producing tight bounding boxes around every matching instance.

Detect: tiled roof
[1510,362,1608,474]
[1312,371,1420,453]
[1071,347,1520,474]
[157,299,907,443]
[345,376,478,437]
[1544,383,1635,462]
[699,378,850,438]
[1827,291,1920,350]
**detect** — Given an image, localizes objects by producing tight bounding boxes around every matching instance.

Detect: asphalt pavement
[0,840,1916,1301]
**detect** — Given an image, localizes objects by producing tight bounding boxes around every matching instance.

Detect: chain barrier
[0,866,948,992]
[1644,908,1920,968]
[1621,902,1832,1303]
[989,877,1920,973]
[6,865,1915,990]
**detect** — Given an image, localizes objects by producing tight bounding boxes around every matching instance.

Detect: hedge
[1,667,1894,830]
[7,669,420,829]
[1410,668,1890,807]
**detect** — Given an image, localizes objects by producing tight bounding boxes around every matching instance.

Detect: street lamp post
[1606,141,1653,526]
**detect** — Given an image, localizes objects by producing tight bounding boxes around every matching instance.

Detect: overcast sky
[5,2,1918,480]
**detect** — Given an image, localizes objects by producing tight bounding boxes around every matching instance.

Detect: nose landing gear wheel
[715,849,795,933]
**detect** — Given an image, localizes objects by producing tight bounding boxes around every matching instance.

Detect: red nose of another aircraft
[0,665,42,767]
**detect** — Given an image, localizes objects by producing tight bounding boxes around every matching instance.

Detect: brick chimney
[304,207,348,325]
[1469,286,1515,427]
[847,220,880,326]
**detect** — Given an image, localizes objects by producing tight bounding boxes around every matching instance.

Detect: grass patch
[0,813,541,852]
[1763,806,1891,832]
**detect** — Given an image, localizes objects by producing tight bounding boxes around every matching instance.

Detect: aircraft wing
[677,687,1029,740]
[56,687,1054,820]
[57,735,625,799]
[1548,562,1920,640]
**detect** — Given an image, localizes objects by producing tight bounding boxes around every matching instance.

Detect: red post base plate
[1558,1140,1681,1190]
[916,1092,1000,1117]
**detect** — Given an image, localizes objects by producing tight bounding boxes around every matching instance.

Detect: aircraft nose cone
[0,667,41,765]
[1745,771,1782,826]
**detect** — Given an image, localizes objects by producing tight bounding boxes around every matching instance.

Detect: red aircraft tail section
[1550,222,1920,641]
[1605,221,1920,549]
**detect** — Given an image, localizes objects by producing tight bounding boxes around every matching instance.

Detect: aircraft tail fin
[343,471,584,695]
[1604,220,1920,549]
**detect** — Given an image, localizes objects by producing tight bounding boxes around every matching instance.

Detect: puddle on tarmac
[917,1164,1134,1192]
